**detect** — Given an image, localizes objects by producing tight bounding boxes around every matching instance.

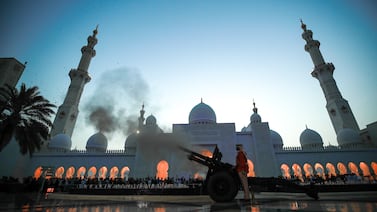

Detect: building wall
[0,58,25,88]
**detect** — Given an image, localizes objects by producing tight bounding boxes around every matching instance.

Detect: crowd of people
[1,172,376,194]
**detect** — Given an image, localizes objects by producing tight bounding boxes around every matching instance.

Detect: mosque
[1,22,376,182]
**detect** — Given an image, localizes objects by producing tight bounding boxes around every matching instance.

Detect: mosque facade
[1,23,377,182]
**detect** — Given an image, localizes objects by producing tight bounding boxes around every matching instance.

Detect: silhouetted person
[235,144,253,201]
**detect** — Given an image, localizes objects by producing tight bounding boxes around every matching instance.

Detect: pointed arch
[325,163,337,177]
[33,166,43,180]
[247,159,255,177]
[348,162,359,176]
[109,166,119,179]
[156,160,169,180]
[201,149,213,158]
[121,166,130,180]
[98,166,108,179]
[65,166,75,179]
[371,162,377,176]
[314,163,324,178]
[337,162,347,175]
[87,166,97,179]
[280,164,291,179]
[76,166,86,179]
[55,166,64,179]
[292,163,303,181]
[303,163,314,177]
[359,162,371,179]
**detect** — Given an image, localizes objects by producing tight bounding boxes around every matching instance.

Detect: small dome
[146,115,157,126]
[250,102,261,124]
[337,128,361,147]
[300,128,323,148]
[125,132,138,153]
[270,130,283,146]
[49,134,72,150]
[250,113,261,124]
[189,101,216,124]
[125,133,138,148]
[86,132,108,152]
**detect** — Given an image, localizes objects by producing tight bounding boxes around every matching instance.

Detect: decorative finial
[305,124,308,129]
[252,99,258,114]
[141,103,145,110]
[201,98,203,103]
[93,25,99,37]
[300,19,307,31]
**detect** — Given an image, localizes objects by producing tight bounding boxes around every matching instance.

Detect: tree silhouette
[0,83,56,156]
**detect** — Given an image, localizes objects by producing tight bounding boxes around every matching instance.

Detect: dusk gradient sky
[1,0,376,150]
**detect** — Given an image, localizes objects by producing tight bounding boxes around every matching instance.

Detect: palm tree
[0,83,56,156]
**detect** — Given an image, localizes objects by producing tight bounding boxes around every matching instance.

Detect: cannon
[181,146,319,202]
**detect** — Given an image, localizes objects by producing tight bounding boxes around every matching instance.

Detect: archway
[33,166,43,180]
[201,149,213,158]
[314,163,324,178]
[326,163,337,177]
[348,162,359,176]
[110,166,119,179]
[292,163,303,181]
[247,159,255,177]
[280,164,290,179]
[359,162,371,180]
[65,166,75,179]
[76,166,86,179]
[87,166,97,179]
[371,162,377,176]
[303,163,314,177]
[337,162,347,175]
[55,166,64,179]
[98,166,108,179]
[156,160,169,180]
[121,166,130,181]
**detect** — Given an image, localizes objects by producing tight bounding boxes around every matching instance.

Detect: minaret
[301,21,359,134]
[138,103,145,131]
[50,27,98,138]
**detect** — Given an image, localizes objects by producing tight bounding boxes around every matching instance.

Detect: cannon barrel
[179,146,234,174]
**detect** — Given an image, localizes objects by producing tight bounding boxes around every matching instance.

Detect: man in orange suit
[235,144,255,202]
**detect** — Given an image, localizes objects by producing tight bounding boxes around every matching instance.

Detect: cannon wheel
[207,171,238,202]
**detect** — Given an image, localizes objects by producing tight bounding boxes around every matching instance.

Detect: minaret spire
[301,22,359,135]
[138,103,145,131]
[50,27,98,139]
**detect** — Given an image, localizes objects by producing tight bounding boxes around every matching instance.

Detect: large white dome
[337,128,361,147]
[49,134,72,151]
[86,132,108,152]
[189,101,216,124]
[300,128,323,148]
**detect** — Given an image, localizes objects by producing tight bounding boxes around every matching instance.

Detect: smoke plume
[84,67,149,136]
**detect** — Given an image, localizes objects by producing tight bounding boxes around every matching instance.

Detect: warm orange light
[337,163,347,175]
[156,160,169,180]
[303,163,313,177]
[247,160,255,177]
[280,164,290,179]
[201,150,213,158]
[33,166,43,180]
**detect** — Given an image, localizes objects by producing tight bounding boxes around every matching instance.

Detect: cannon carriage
[181,146,319,202]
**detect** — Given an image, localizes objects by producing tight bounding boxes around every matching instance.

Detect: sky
[1,0,376,150]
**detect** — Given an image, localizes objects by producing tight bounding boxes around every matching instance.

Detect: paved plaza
[1,191,376,211]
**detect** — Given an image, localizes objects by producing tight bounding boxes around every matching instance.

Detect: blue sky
[1,0,376,149]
